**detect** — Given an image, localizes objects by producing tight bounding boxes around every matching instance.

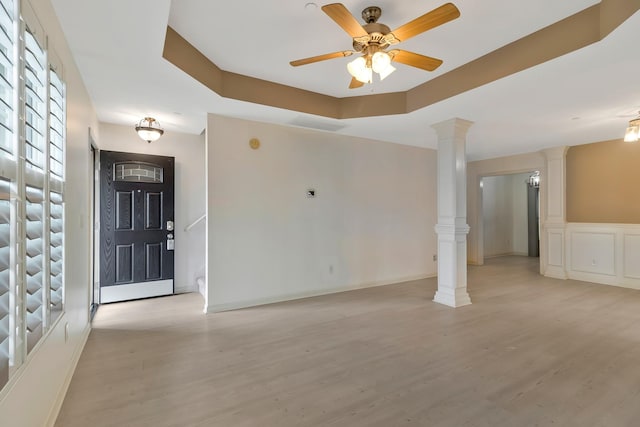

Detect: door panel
[145,192,162,229]
[145,243,163,280]
[116,244,133,283]
[116,191,133,230]
[100,150,175,302]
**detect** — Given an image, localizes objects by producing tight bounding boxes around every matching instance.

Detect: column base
[433,288,472,308]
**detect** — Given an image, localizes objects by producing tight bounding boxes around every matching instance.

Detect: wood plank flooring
[55,257,640,426]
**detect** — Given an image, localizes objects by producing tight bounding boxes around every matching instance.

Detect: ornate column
[432,118,474,308]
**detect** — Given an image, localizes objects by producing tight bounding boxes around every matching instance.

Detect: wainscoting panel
[543,225,567,279]
[548,231,564,267]
[570,232,615,276]
[566,223,640,289]
[623,234,640,280]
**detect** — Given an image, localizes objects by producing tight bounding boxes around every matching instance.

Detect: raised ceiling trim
[163,0,639,120]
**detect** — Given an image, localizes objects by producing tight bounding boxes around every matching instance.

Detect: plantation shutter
[49,64,64,322]
[0,0,14,388]
[0,181,10,387]
[24,28,45,172]
[0,0,14,156]
[49,68,63,178]
[23,21,46,353]
[49,191,62,321]
[24,186,43,352]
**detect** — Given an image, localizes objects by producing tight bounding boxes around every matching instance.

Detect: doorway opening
[95,150,176,304]
[89,132,98,319]
[480,171,540,266]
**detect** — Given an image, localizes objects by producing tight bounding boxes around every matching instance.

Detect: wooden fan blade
[322,3,369,38]
[389,49,443,71]
[388,3,460,43]
[349,77,364,89]
[290,51,353,67]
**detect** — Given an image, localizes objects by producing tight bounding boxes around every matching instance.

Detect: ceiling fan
[290,3,460,89]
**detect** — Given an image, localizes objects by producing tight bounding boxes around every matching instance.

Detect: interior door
[99,150,175,303]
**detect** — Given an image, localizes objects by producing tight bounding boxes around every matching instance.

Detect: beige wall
[567,139,640,224]
[205,114,438,312]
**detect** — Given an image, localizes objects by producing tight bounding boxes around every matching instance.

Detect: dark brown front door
[99,150,175,303]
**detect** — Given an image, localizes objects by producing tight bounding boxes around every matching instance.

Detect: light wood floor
[55,257,640,426]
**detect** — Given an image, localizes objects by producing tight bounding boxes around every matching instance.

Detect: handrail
[184,214,206,232]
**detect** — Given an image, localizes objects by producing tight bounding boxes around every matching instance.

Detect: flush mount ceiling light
[135,117,164,143]
[290,3,459,89]
[624,112,640,143]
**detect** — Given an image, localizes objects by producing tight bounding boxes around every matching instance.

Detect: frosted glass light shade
[378,64,396,81]
[135,117,164,143]
[347,57,372,84]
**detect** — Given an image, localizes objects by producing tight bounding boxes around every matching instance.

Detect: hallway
[56,257,640,426]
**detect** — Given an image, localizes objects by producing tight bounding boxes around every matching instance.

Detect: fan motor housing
[353,22,391,52]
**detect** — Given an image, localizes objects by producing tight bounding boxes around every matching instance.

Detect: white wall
[481,173,530,257]
[205,114,437,312]
[0,0,99,425]
[97,123,206,294]
[482,176,513,257]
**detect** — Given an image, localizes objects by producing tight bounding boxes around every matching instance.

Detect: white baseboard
[45,324,91,427]
[484,252,530,259]
[206,273,435,313]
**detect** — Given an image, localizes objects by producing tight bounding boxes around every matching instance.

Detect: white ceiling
[51,0,640,160]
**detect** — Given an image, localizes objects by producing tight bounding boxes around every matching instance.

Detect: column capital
[431,118,475,140]
[541,146,568,160]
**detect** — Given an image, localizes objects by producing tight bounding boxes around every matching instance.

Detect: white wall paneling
[540,147,568,279]
[570,232,615,276]
[623,234,640,280]
[566,223,640,289]
[546,229,565,268]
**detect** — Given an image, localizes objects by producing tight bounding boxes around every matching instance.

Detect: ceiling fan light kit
[290,2,460,88]
[624,113,640,143]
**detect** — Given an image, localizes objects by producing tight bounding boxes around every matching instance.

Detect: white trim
[184,214,205,232]
[100,279,173,303]
[44,324,90,427]
[484,252,530,259]
[205,274,434,313]
[565,223,640,290]
[433,287,472,308]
